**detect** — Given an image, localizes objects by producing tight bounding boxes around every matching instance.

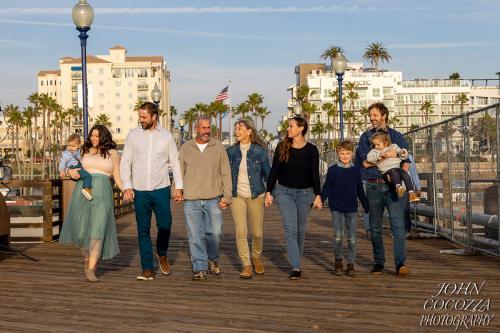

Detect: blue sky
[1,0,499,130]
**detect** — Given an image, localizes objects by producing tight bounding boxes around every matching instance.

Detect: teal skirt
[60,173,120,260]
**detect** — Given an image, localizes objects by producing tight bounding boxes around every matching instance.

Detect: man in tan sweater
[178,115,232,280]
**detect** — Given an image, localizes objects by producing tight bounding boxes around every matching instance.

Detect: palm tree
[344,82,359,139]
[233,102,252,120]
[27,92,41,153]
[420,101,434,125]
[321,45,344,67]
[449,72,460,80]
[301,102,317,131]
[362,42,392,72]
[322,102,337,142]
[471,113,496,153]
[359,106,370,129]
[23,106,37,179]
[95,113,112,127]
[455,93,469,113]
[38,93,51,178]
[295,85,310,106]
[169,105,178,128]
[256,106,270,130]
[183,107,198,139]
[134,98,145,111]
[208,100,227,140]
[311,120,327,147]
[246,93,264,126]
[66,107,81,137]
[4,104,24,179]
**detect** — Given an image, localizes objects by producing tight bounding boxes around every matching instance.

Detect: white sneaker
[81,188,93,200]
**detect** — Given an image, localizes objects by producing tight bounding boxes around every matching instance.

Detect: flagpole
[228,80,232,145]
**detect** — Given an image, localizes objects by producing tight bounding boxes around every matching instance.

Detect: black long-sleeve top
[266,142,321,195]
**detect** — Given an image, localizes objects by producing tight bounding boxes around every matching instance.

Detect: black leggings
[383,168,414,193]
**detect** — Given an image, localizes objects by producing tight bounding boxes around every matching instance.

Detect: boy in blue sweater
[321,140,369,277]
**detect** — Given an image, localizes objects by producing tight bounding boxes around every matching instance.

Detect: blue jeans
[366,182,406,268]
[331,211,357,263]
[274,184,314,270]
[69,164,92,189]
[183,198,223,272]
[362,181,370,232]
[133,186,172,271]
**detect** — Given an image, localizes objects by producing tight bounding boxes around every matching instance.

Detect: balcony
[71,73,82,80]
[137,84,149,91]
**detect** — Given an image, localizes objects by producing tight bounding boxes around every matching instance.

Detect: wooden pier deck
[1,204,499,332]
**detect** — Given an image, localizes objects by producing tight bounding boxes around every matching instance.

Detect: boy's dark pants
[69,164,92,189]
[383,168,414,193]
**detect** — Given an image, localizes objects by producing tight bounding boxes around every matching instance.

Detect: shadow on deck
[1,204,499,332]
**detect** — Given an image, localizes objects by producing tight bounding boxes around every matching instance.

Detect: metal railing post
[445,123,455,240]
[463,114,472,249]
[430,127,439,233]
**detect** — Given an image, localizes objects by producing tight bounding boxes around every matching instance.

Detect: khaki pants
[230,195,265,266]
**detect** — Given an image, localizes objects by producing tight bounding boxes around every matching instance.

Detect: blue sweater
[321,164,369,213]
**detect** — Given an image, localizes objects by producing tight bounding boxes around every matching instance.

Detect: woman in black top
[265,116,322,279]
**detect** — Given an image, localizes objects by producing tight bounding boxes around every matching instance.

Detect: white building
[37,45,171,144]
[288,63,500,137]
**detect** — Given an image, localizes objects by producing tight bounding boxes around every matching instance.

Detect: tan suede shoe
[252,257,265,275]
[239,265,253,279]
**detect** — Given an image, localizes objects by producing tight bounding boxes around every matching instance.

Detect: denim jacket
[226,143,271,199]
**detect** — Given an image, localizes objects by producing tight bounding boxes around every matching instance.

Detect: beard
[141,121,154,129]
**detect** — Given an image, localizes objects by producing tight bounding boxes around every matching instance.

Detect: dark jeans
[366,182,406,268]
[133,186,172,271]
[404,197,411,233]
[69,164,92,189]
[383,168,414,193]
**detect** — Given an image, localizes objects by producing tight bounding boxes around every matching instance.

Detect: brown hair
[336,140,354,152]
[139,101,158,116]
[278,116,308,162]
[82,125,117,159]
[371,131,391,146]
[67,133,81,144]
[233,118,267,147]
[368,102,389,123]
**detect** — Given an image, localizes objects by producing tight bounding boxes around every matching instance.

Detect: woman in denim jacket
[226,119,271,279]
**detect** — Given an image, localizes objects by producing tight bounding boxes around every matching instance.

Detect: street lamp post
[151,82,162,108]
[332,52,347,141]
[178,117,186,145]
[293,103,302,117]
[72,0,94,140]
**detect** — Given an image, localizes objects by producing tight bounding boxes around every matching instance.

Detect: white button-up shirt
[120,125,183,191]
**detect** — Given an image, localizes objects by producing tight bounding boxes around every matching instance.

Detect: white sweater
[367,144,409,174]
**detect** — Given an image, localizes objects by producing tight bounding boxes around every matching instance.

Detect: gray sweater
[367,144,408,174]
[179,138,232,203]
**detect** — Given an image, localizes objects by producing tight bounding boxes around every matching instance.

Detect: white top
[120,125,183,191]
[196,142,208,153]
[237,143,251,198]
[366,143,409,174]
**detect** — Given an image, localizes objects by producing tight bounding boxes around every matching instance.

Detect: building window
[129,116,134,122]
[373,88,380,98]
[129,81,133,87]
[129,93,133,99]
[99,104,104,110]
[49,80,53,86]
[115,104,121,110]
[116,116,121,122]
[40,80,44,86]
[99,81,104,86]
[129,105,133,111]
[116,128,121,134]
[115,81,121,87]
[99,92,104,98]
[99,68,104,75]
[116,92,120,98]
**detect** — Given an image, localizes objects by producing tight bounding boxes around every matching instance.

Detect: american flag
[215,86,229,101]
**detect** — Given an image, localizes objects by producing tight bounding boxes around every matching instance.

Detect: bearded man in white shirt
[121,102,183,281]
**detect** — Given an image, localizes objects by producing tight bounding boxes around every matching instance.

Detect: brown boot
[252,256,265,275]
[239,265,253,279]
[156,254,171,275]
[409,192,420,203]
